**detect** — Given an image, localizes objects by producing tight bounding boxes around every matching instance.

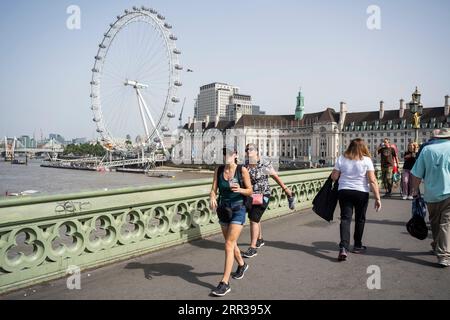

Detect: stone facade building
[183,92,450,167]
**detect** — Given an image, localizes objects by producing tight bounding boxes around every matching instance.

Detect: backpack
[217,165,253,212]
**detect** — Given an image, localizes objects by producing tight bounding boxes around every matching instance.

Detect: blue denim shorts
[218,201,246,226]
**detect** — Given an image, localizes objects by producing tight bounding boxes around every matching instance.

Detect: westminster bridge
[0,168,449,299]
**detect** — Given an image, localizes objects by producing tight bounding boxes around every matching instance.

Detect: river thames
[0,160,212,199]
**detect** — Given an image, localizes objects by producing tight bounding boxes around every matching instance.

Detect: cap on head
[432,128,450,139]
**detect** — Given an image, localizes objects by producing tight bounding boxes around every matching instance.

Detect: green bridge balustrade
[0,168,333,294]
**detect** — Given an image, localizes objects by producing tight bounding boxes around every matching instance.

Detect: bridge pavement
[2,196,449,300]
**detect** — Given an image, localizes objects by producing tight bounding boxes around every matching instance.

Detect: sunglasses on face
[245,148,256,152]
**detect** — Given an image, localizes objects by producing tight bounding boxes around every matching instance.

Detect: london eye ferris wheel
[90,6,182,153]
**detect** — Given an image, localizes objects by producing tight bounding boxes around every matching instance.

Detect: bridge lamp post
[407,87,423,144]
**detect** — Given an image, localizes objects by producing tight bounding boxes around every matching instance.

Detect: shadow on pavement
[188,238,224,251]
[365,219,410,227]
[125,262,222,290]
[268,240,438,267]
[268,240,341,263]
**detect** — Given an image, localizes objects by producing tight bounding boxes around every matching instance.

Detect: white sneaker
[402,195,408,200]
[408,196,414,200]
[438,257,450,267]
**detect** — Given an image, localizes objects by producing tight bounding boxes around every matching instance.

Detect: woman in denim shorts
[209,148,252,296]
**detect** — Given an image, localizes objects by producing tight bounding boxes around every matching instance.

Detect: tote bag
[312,176,339,222]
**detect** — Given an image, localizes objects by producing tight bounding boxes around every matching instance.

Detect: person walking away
[401,142,418,200]
[209,148,253,296]
[377,138,398,197]
[416,129,442,158]
[242,143,295,258]
[331,139,382,261]
[411,128,450,267]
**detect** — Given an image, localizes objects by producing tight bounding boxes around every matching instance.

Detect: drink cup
[229,178,239,191]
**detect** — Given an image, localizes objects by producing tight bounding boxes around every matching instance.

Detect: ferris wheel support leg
[135,90,150,141]
[136,89,168,155]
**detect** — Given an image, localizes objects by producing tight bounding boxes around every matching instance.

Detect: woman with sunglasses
[242,143,295,258]
[209,147,253,296]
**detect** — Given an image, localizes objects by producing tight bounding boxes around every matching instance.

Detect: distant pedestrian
[331,138,381,261]
[377,138,399,197]
[411,128,450,268]
[401,142,418,200]
[209,148,253,296]
[241,143,295,258]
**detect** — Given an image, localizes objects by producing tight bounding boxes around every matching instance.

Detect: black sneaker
[255,238,265,248]
[232,263,249,280]
[211,281,231,297]
[242,247,258,258]
[352,245,367,254]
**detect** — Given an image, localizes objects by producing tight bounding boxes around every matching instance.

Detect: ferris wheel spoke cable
[102,68,128,83]
[136,60,169,85]
[141,56,170,74]
[135,30,167,73]
[134,22,158,72]
[102,90,127,122]
[137,52,169,75]
[103,86,130,133]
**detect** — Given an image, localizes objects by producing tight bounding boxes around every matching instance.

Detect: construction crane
[178,97,186,128]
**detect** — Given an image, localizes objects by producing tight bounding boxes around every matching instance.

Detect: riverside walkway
[3,196,449,300]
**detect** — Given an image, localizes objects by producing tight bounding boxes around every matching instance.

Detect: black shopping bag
[312,176,339,222]
[406,195,428,240]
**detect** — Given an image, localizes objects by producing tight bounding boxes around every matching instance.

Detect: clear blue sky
[1,0,449,140]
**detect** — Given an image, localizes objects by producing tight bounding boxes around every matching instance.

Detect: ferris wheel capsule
[167,112,176,118]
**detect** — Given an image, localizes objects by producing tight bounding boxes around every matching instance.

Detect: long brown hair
[344,138,371,160]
